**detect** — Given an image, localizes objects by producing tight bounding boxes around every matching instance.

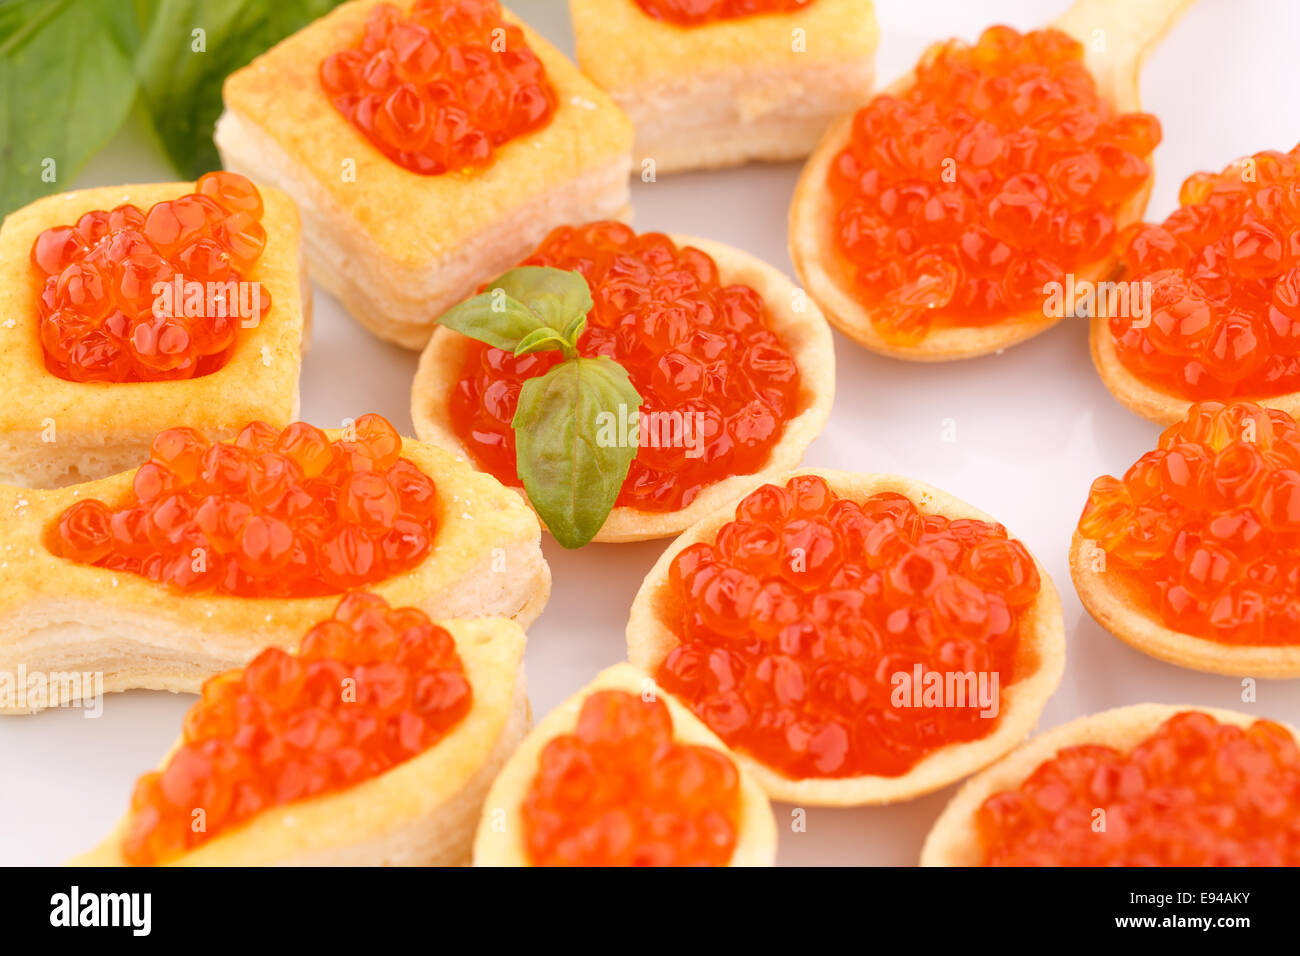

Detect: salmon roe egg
[1111,144,1300,400]
[29,172,271,383]
[656,475,1042,779]
[1078,401,1300,644]
[122,591,471,865]
[319,0,557,176]
[978,712,1300,866]
[634,0,816,26]
[448,221,803,512]
[53,414,438,598]
[828,25,1159,344]
[522,689,741,866]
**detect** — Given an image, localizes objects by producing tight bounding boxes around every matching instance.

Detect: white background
[4,0,1300,866]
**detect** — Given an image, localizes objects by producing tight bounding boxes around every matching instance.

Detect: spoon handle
[1053,0,1194,109]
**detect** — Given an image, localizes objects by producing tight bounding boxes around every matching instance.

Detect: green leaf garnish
[434,266,641,548]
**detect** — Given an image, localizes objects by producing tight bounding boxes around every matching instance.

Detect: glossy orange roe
[828,25,1159,344]
[656,475,1041,779]
[1112,144,1300,400]
[30,172,271,383]
[54,415,438,597]
[1078,401,1300,644]
[634,0,815,25]
[978,711,1300,866]
[122,592,471,865]
[319,0,556,176]
[522,690,741,866]
[449,221,802,512]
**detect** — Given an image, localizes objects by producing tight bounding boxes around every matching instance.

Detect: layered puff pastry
[0,434,548,714]
[0,182,308,489]
[472,662,776,866]
[627,469,1067,806]
[412,233,836,543]
[214,0,634,349]
[73,610,528,866]
[569,0,877,174]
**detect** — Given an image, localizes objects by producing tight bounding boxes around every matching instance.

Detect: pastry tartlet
[73,593,527,866]
[412,221,835,543]
[626,470,1066,805]
[0,177,308,488]
[922,704,1300,866]
[568,0,876,174]
[214,0,633,349]
[472,662,775,866]
[1094,143,1300,425]
[789,7,1187,360]
[0,415,548,713]
[1072,401,1300,677]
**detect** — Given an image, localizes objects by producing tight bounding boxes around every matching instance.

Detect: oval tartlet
[0,429,549,713]
[411,233,835,542]
[920,703,1299,866]
[72,613,528,866]
[472,662,776,866]
[626,469,1066,806]
[787,1,1187,361]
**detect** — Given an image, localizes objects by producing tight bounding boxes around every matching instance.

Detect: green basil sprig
[438,267,642,549]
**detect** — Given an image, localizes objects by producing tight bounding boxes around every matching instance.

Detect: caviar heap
[1111,144,1300,400]
[319,0,557,176]
[449,221,802,511]
[54,414,438,597]
[121,592,471,865]
[656,476,1041,778]
[978,712,1300,865]
[30,172,271,383]
[633,0,816,25]
[827,25,1159,344]
[1078,402,1300,644]
[522,690,741,866]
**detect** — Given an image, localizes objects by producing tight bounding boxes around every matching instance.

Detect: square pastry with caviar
[215,0,634,349]
[569,0,877,174]
[0,175,308,489]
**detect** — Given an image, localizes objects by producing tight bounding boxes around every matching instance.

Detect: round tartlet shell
[1069,530,1300,677]
[410,233,836,543]
[625,468,1067,806]
[472,661,777,866]
[920,702,1298,866]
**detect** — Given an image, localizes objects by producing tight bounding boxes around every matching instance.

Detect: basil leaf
[0,0,142,216]
[489,266,593,332]
[135,0,347,178]
[436,289,555,353]
[513,356,642,549]
[436,266,593,355]
[514,327,571,357]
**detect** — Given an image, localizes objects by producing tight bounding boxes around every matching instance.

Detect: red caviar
[1078,401,1300,644]
[1112,144,1300,400]
[828,25,1159,344]
[30,172,271,383]
[978,712,1300,866]
[449,221,802,511]
[656,475,1041,779]
[634,0,815,25]
[54,414,438,598]
[522,689,741,866]
[319,0,557,176]
[122,592,471,865]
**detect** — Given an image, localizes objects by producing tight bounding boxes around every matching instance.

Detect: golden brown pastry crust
[0,182,308,488]
[216,0,633,349]
[471,661,777,866]
[1069,530,1300,677]
[71,616,528,866]
[569,0,877,173]
[920,702,1293,866]
[411,234,836,543]
[626,469,1067,806]
[0,434,549,714]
